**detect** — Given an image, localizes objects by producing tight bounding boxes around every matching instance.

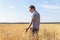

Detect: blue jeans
[30,28,39,34]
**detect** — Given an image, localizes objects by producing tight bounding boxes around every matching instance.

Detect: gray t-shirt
[30,11,40,29]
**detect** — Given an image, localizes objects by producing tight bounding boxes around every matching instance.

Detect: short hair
[29,5,35,10]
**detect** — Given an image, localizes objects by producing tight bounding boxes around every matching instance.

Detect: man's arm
[26,18,34,32]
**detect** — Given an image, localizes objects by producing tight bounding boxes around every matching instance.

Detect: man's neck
[32,10,36,14]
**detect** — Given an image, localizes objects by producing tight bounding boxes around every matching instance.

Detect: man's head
[29,5,36,13]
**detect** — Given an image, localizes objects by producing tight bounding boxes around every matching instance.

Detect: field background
[0,23,60,40]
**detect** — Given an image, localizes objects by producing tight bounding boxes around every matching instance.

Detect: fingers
[25,28,28,32]
[25,27,29,32]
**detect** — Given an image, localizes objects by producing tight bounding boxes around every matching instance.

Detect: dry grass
[0,24,60,40]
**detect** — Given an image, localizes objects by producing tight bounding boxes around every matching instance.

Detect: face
[29,8,35,13]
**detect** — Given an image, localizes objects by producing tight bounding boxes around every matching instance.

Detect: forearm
[28,18,34,28]
[28,22,32,29]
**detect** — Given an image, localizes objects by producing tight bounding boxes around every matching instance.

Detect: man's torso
[30,11,40,29]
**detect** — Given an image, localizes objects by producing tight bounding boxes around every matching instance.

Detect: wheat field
[0,24,60,40]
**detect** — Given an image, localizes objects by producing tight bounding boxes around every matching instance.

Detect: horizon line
[0,22,60,24]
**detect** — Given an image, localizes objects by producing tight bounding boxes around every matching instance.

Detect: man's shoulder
[35,12,40,16]
[33,11,40,17]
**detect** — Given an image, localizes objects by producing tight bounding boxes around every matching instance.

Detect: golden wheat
[0,24,60,40]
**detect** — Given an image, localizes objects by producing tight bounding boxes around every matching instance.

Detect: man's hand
[26,28,29,32]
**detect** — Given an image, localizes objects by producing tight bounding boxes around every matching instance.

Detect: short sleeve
[32,14,36,20]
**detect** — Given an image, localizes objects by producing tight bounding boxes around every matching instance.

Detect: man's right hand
[25,28,29,32]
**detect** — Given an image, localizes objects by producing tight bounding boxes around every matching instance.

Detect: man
[26,5,40,34]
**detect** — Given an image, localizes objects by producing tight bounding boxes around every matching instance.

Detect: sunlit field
[0,24,60,40]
